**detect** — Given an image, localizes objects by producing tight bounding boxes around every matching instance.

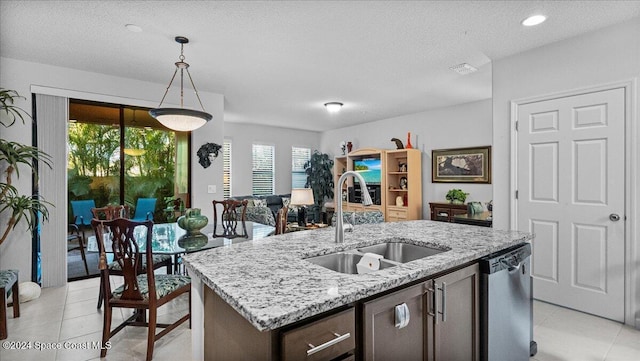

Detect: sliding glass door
[68,99,190,225]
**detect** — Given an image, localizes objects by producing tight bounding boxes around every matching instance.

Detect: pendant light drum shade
[149,36,212,132]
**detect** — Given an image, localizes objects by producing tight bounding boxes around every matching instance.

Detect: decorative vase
[346,141,353,153]
[406,132,413,149]
[177,208,209,234]
[177,208,209,250]
[451,199,464,205]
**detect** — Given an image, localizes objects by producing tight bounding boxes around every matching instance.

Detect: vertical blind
[252,143,275,195]
[292,147,311,188]
[223,139,232,199]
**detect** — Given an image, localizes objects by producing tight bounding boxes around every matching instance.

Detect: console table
[429,202,468,223]
[452,211,493,228]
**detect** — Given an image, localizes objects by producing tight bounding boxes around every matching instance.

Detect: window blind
[292,147,311,188]
[223,139,232,198]
[252,144,275,195]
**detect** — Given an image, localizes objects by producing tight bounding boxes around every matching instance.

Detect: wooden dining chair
[275,206,288,235]
[91,205,130,220]
[92,218,191,361]
[68,224,89,276]
[91,218,173,309]
[212,199,248,238]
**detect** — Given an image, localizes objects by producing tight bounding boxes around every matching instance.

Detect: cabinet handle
[433,282,440,325]
[438,282,447,322]
[426,285,436,321]
[306,332,351,356]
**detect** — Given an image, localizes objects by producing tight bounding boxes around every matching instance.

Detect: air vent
[449,63,478,75]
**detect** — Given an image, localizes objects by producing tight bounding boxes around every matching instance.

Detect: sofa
[229,194,298,226]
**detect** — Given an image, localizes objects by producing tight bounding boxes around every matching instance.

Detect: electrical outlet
[207,185,216,194]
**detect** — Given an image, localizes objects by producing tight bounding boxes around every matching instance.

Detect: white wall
[492,18,640,325]
[0,57,224,283]
[224,122,321,196]
[321,99,493,215]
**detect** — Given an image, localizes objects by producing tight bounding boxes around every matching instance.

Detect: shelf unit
[385,149,422,221]
[333,147,422,222]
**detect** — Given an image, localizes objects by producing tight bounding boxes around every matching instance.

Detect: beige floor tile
[59,310,126,341]
[63,297,101,320]
[605,325,640,360]
[66,287,98,304]
[54,330,128,361]
[533,300,560,326]
[66,277,100,292]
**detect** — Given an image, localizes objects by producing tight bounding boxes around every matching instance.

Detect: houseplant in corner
[445,188,468,205]
[0,88,53,246]
[304,150,334,223]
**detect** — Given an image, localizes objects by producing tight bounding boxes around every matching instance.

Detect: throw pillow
[254,199,267,208]
[244,198,255,207]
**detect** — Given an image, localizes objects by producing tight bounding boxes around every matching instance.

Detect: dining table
[86,221,275,272]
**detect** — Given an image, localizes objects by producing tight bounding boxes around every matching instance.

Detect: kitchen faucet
[335,171,373,243]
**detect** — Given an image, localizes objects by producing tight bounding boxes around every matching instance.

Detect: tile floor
[2,277,640,360]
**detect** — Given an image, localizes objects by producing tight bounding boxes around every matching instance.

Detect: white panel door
[517,88,625,321]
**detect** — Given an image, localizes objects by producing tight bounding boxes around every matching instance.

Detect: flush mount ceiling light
[149,36,212,132]
[125,24,143,33]
[522,14,547,26]
[449,63,478,75]
[324,102,343,113]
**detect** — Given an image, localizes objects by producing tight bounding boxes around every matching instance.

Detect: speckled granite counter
[183,220,532,332]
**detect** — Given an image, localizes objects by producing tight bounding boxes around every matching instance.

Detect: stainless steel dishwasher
[480,243,537,361]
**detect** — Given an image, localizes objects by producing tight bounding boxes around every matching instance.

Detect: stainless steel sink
[357,242,447,263]
[305,252,396,274]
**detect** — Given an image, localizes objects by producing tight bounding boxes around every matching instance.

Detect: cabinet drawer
[281,308,355,361]
[387,208,407,220]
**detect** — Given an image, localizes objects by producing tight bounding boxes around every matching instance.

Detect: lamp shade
[290,188,315,205]
[149,108,212,132]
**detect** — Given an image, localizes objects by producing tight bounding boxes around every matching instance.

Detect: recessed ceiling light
[324,102,343,113]
[125,24,143,33]
[522,15,547,27]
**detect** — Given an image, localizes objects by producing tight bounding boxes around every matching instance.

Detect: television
[353,158,381,185]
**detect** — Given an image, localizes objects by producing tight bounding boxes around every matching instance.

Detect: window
[252,144,275,195]
[292,147,311,188]
[223,139,232,199]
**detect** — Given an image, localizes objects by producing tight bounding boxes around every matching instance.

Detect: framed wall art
[432,146,491,183]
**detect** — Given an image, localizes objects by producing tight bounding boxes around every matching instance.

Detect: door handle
[609,213,621,222]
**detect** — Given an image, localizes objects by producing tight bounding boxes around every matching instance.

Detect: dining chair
[68,224,89,276]
[212,199,248,238]
[92,218,190,361]
[132,198,157,222]
[274,206,288,235]
[0,270,20,340]
[91,219,173,309]
[71,199,96,239]
[91,205,130,220]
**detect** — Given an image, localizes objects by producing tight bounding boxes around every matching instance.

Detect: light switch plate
[207,185,216,194]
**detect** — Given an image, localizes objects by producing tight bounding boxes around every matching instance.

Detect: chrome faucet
[335,171,373,243]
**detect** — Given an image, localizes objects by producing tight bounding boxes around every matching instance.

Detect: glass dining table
[86,221,275,272]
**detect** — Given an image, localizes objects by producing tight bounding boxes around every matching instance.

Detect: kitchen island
[183,220,533,361]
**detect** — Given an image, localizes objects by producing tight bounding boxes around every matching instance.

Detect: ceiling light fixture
[149,36,212,132]
[125,24,143,33]
[324,102,343,113]
[521,14,547,26]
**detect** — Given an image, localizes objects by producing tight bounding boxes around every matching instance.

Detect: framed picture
[432,146,491,183]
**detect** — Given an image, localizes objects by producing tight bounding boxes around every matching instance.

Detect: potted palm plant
[0,88,53,245]
[304,151,334,222]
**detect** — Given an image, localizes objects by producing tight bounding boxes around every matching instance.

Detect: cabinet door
[427,263,480,361]
[363,283,425,361]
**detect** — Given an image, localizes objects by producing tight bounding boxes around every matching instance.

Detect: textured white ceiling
[1,1,639,131]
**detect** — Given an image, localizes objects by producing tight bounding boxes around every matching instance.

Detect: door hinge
[515,190,519,199]
[515,121,518,131]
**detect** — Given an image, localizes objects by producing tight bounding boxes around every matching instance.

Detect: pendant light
[149,36,212,132]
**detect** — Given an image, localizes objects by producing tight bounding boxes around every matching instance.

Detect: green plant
[0,88,53,245]
[304,151,334,222]
[445,188,469,204]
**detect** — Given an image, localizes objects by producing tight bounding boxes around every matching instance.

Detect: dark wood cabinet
[429,202,468,223]
[363,283,426,361]
[427,263,480,361]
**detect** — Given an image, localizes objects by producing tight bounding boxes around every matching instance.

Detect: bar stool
[0,269,20,340]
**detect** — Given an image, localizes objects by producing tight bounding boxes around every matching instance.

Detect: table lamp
[290,188,315,226]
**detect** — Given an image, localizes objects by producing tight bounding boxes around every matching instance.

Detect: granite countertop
[183,220,533,331]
